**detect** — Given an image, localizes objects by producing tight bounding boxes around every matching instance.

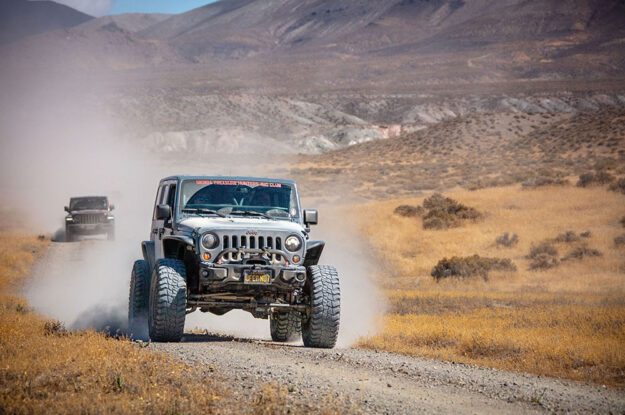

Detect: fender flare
[304,240,325,267]
[162,235,195,259]
[141,240,155,270]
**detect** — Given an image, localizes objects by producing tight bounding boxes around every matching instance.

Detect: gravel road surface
[152,334,625,414]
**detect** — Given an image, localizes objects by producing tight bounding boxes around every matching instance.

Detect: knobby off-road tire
[128,259,150,340]
[270,311,301,342]
[302,265,340,348]
[149,258,187,342]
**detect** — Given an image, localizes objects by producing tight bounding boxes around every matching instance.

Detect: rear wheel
[149,259,187,342]
[270,311,301,342]
[128,259,150,340]
[302,265,340,348]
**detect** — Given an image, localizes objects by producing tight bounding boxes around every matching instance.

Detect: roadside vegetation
[355,185,625,387]
[0,234,230,414]
[0,233,334,414]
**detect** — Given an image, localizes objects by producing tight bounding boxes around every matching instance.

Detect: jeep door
[151,181,177,259]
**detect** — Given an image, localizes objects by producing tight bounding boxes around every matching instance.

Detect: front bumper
[66,222,114,235]
[199,262,307,290]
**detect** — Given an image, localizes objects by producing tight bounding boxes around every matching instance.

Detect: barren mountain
[141,0,625,56]
[2,0,625,158]
[135,0,625,83]
[4,0,625,84]
[0,0,92,44]
[76,13,171,33]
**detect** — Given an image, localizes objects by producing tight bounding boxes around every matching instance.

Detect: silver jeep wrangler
[128,176,340,348]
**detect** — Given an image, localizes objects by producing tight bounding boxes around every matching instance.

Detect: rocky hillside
[0,0,92,44]
[292,104,625,198]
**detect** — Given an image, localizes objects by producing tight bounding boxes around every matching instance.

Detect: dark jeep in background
[128,176,341,348]
[64,196,115,242]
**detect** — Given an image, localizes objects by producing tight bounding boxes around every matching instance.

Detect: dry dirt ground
[152,334,625,414]
[31,239,625,414]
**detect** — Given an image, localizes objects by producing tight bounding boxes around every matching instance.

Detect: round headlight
[201,232,219,250]
[284,235,302,252]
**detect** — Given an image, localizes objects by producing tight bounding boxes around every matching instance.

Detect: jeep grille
[74,213,104,224]
[222,235,282,250]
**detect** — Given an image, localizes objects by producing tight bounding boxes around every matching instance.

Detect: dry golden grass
[353,185,625,386]
[0,234,231,414]
[0,234,336,414]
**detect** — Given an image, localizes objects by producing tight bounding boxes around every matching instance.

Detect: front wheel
[149,259,187,342]
[302,265,340,348]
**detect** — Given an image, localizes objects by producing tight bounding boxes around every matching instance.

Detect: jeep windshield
[70,197,108,211]
[180,179,299,220]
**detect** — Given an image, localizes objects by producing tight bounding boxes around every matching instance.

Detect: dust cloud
[0,58,384,347]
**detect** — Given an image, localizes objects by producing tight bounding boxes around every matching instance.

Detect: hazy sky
[53,0,218,17]
[110,0,217,15]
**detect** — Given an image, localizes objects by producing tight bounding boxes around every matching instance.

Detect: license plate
[244,271,272,284]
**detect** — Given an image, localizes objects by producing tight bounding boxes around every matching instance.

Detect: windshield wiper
[229,210,273,219]
[182,208,226,218]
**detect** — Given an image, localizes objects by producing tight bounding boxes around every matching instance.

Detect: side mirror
[109,204,115,211]
[303,209,318,226]
[64,206,70,212]
[156,204,171,220]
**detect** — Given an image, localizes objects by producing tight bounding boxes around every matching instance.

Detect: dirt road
[152,335,625,414]
[31,240,625,414]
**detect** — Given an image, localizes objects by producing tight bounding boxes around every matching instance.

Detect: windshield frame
[69,197,108,211]
[175,179,302,223]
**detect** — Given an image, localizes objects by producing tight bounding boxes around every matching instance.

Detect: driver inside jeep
[248,190,272,207]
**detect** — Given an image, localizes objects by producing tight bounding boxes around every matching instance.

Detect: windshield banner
[195,180,282,188]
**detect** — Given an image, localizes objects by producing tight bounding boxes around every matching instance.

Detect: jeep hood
[178,217,305,234]
[70,209,109,215]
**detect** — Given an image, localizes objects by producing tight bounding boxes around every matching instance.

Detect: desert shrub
[615,234,625,247]
[609,178,625,194]
[422,193,482,230]
[495,232,519,247]
[576,173,594,187]
[562,244,603,261]
[431,255,517,281]
[553,230,580,243]
[621,216,625,228]
[43,320,67,336]
[580,230,592,238]
[393,205,424,217]
[576,171,616,187]
[521,177,568,188]
[527,242,559,270]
